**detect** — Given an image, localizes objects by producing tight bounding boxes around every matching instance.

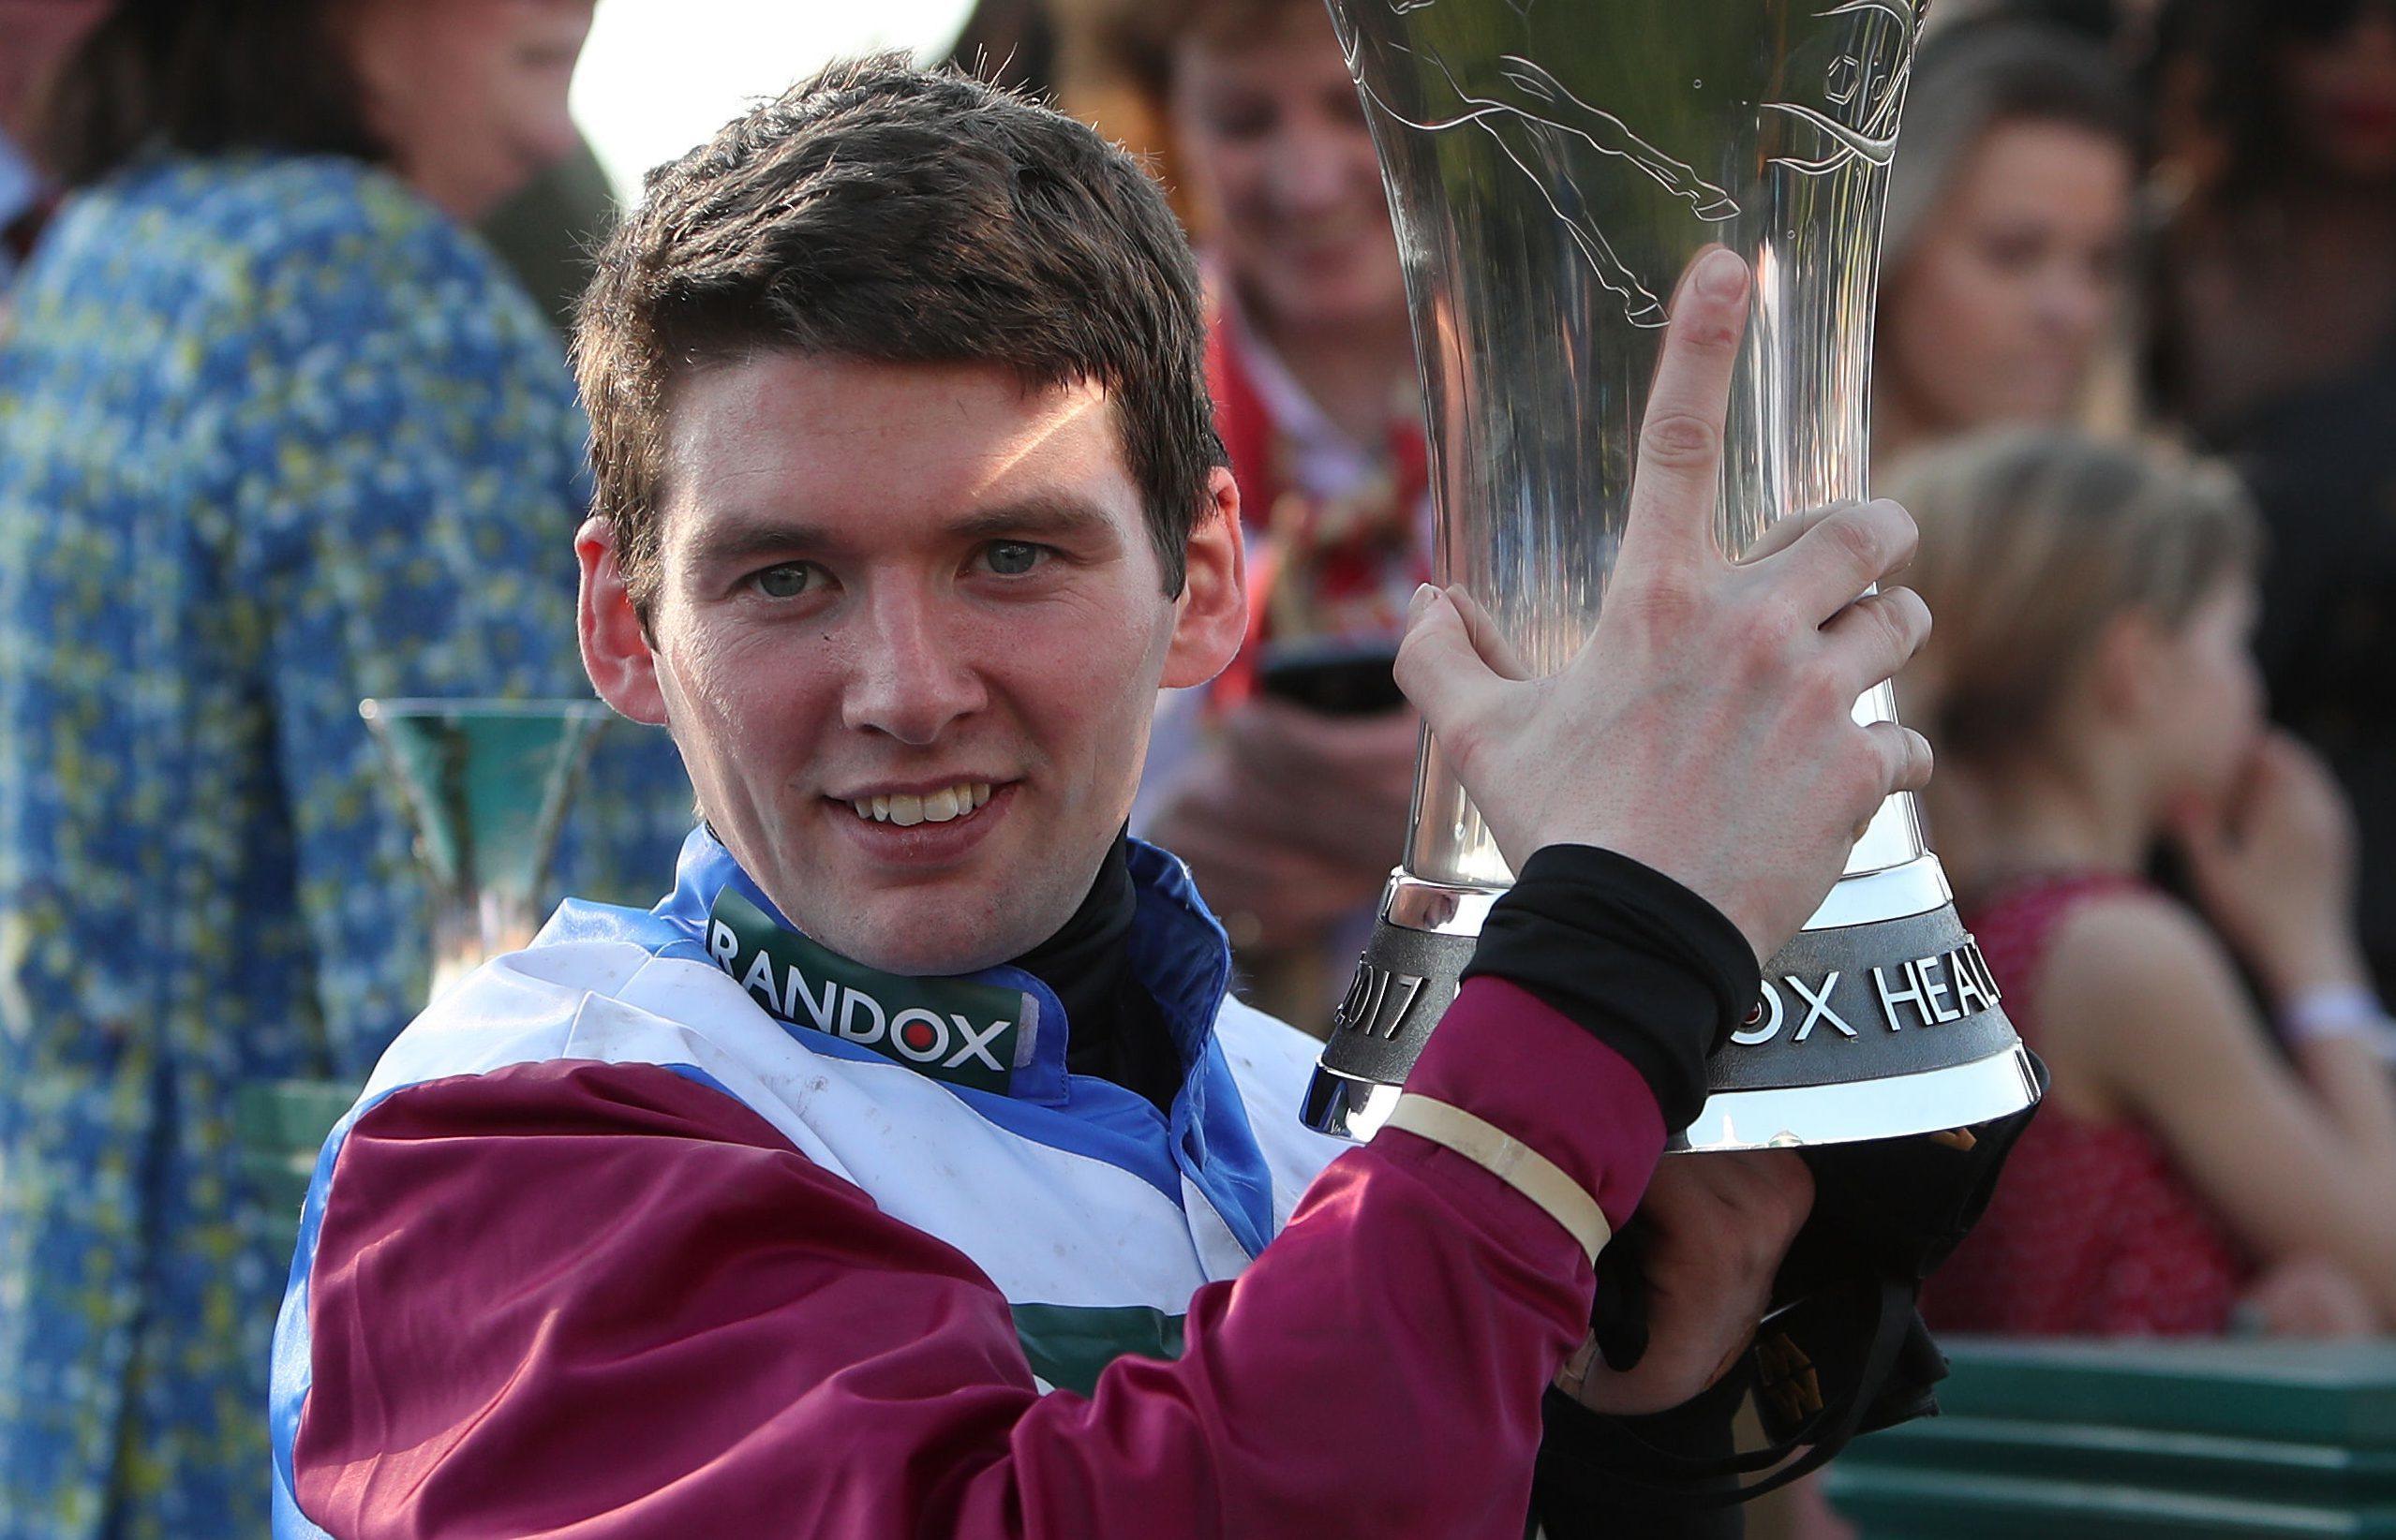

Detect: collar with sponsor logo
[703,885,1036,1095]
[638,826,1239,1114]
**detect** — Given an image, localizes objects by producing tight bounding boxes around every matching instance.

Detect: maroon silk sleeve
[293,976,1663,1538]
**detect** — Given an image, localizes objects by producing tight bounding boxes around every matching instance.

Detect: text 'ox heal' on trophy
[1302,0,2042,1150]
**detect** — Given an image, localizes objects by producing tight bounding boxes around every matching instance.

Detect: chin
[825,912,1027,980]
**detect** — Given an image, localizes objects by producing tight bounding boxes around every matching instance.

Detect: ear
[577,515,671,726]
[2090,608,2165,722]
[1161,466,1250,689]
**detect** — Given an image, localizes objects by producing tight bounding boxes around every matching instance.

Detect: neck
[1246,292,1419,447]
[1947,744,2153,895]
[1012,834,1138,1010]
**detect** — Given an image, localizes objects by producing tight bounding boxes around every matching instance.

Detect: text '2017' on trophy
[1302,0,2041,1149]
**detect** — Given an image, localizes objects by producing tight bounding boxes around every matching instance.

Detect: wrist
[1463,844,1760,1132]
[2259,939,2374,1004]
[2279,983,2396,1062]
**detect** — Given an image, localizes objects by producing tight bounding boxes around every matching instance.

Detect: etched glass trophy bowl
[1303,0,2041,1150]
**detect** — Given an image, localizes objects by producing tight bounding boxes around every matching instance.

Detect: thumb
[1395,584,1506,740]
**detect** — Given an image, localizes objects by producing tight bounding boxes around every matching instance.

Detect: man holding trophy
[271,25,1982,1536]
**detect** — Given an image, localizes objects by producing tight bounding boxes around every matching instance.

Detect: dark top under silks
[1021,832,1185,1115]
[1022,839,2031,1536]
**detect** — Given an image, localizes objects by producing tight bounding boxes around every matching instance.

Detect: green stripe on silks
[1011,1303,1188,1396]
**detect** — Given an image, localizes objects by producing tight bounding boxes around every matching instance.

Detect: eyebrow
[947,493,1124,545]
[681,493,1125,571]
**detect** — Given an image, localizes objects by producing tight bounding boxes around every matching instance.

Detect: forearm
[2292,1033,2396,1169]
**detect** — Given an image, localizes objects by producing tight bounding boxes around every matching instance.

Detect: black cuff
[1461,845,1760,1132]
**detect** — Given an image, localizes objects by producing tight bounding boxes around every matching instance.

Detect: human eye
[978,540,1051,578]
[1975,226,2046,273]
[748,561,820,600]
[1202,95,1277,141]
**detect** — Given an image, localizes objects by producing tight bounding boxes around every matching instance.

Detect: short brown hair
[1888,427,2261,766]
[573,56,1226,616]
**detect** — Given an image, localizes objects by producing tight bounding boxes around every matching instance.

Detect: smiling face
[1168,15,1406,335]
[346,0,592,221]
[580,353,1245,976]
[1879,119,2135,437]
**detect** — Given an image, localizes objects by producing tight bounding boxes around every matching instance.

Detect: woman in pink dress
[1899,427,2396,1338]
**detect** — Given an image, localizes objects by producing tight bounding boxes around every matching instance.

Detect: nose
[1263,120,1358,215]
[2033,260,2109,349]
[841,585,987,746]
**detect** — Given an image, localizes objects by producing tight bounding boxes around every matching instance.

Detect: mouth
[843,780,995,828]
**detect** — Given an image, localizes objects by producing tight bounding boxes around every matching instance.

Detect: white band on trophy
[1381,1093,1613,1266]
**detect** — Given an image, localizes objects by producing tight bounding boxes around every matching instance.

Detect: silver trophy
[1302,0,2041,1149]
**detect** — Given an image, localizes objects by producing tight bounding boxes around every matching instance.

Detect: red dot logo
[901,1019,939,1054]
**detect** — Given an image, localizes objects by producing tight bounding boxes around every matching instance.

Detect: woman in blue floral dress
[0,3,690,1533]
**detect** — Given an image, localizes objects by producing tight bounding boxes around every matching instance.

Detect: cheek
[1896,249,2044,414]
[1192,142,1272,222]
[983,597,1174,763]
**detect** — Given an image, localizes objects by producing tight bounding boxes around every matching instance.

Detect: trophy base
[1302,854,2042,1149]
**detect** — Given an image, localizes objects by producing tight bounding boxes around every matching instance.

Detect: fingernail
[1407,582,1438,622]
[1695,248,1746,300]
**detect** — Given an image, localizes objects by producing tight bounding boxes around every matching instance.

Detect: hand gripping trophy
[1304,0,2042,1150]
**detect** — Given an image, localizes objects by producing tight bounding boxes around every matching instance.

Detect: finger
[1863,720,1934,800]
[1816,585,1933,698]
[1754,499,1920,622]
[1394,585,1508,743]
[1615,246,1751,575]
[1443,585,1536,681]
[1228,695,1421,776]
[1735,502,1832,565]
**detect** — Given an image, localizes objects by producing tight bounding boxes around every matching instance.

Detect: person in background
[2151,0,2396,433]
[0,0,108,289]
[2149,0,2396,1001]
[1870,21,2142,471]
[477,127,618,338]
[1100,0,1425,1026]
[0,1,690,1533]
[1901,428,2396,1340]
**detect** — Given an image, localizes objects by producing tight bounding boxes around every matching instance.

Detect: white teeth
[848,781,993,825]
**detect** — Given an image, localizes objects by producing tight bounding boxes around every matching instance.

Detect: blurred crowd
[3,0,2396,1533]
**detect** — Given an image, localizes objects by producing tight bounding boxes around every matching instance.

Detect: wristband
[1462,844,1760,1131]
[1382,1092,1615,1265]
[2280,984,2396,1061]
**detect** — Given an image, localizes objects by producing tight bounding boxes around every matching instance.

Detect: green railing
[1830,1337,2396,1537]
